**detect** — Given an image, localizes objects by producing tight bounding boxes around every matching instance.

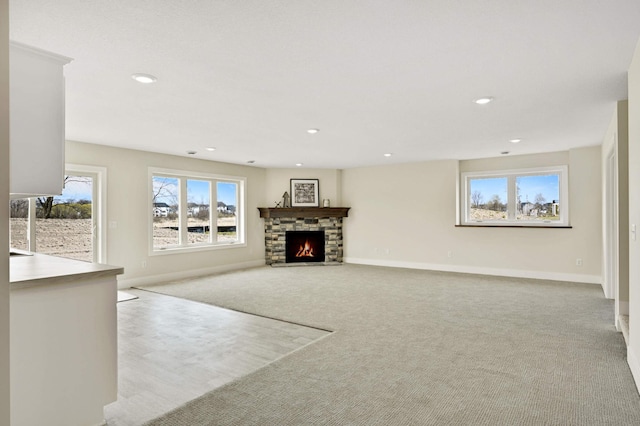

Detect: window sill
[456,224,572,229]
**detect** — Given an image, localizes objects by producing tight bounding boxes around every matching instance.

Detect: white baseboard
[343,257,602,284]
[628,345,640,393]
[117,259,265,289]
[120,257,601,288]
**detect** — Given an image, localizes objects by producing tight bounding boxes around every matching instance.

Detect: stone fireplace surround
[258,207,350,265]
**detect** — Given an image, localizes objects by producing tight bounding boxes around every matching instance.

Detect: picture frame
[290,179,319,207]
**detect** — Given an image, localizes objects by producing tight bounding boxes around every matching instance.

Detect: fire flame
[295,239,315,258]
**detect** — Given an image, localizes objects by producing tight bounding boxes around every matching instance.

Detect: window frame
[9,164,107,262]
[460,165,569,227]
[148,167,246,255]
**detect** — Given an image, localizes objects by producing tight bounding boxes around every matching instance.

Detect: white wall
[66,141,268,287]
[0,0,10,422]
[265,168,342,207]
[342,148,602,283]
[627,36,640,390]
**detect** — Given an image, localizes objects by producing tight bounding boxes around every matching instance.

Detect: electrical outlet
[141,260,147,269]
[576,258,583,267]
[447,251,452,258]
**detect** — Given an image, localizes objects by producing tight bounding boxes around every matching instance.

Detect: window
[187,179,210,244]
[461,166,569,227]
[217,181,238,242]
[9,165,106,262]
[9,199,29,251]
[150,168,245,253]
[152,176,180,249]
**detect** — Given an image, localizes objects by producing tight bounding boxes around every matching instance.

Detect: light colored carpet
[138,264,640,425]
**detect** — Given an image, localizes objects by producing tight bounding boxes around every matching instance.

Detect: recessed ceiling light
[206,147,216,151]
[187,150,197,155]
[307,129,319,134]
[509,139,522,144]
[501,151,510,155]
[384,153,392,157]
[295,163,303,167]
[474,97,494,105]
[131,73,157,84]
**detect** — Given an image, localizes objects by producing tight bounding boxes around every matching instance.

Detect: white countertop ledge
[10,252,124,290]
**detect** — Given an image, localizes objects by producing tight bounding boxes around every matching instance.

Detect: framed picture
[290,179,319,207]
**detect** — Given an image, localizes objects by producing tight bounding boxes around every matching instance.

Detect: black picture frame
[290,179,319,207]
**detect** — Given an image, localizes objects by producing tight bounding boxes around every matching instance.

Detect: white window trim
[66,164,108,263]
[148,167,246,256]
[13,164,107,262]
[460,165,569,227]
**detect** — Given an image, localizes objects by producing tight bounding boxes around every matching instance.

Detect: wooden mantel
[258,207,350,219]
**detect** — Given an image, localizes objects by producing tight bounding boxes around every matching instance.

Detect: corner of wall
[335,169,343,206]
[626,34,640,392]
[454,160,460,226]
[618,100,630,303]
[0,0,11,422]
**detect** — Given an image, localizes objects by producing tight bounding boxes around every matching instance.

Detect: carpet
[138,264,640,425]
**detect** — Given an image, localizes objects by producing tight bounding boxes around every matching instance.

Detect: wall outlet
[447,251,452,258]
[384,248,390,255]
[576,258,583,267]
[141,260,147,269]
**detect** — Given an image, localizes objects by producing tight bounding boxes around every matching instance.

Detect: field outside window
[10,171,99,262]
[152,176,180,249]
[187,179,211,244]
[217,181,238,242]
[469,177,508,221]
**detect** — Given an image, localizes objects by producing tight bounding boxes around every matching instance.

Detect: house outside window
[461,165,569,227]
[149,168,245,254]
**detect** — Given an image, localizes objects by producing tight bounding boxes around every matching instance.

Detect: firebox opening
[286,231,325,263]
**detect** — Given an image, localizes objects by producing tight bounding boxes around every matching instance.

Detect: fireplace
[286,231,325,263]
[258,207,350,265]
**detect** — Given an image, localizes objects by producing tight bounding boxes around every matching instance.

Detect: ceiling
[9,1,640,169]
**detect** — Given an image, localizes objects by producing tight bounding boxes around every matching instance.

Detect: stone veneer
[263,217,344,265]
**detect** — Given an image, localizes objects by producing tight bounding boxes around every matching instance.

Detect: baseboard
[120,257,601,287]
[343,257,602,284]
[117,259,266,289]
[627,345,640,393]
